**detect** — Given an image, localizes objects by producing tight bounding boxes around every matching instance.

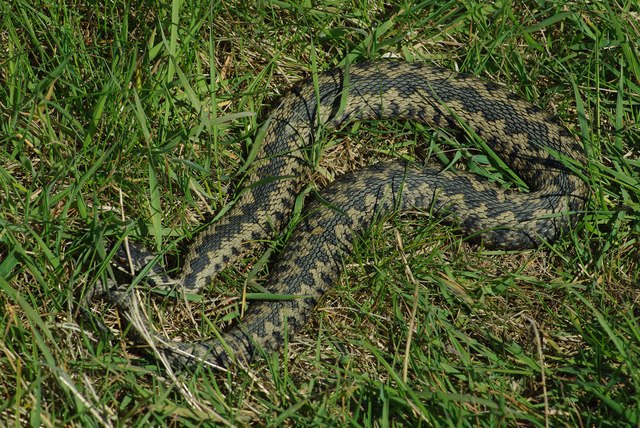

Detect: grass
[1,0,639,426]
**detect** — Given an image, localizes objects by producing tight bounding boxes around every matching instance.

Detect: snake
[100,61,588,370]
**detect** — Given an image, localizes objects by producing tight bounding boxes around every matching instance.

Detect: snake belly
[108,61,588,369]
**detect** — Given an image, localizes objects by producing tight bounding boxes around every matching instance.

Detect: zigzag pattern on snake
[101,61,588,370]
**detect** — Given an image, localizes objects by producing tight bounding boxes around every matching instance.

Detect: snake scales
[102,61,588,369]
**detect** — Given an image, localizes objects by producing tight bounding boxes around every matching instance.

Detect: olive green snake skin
[100,61,588,370]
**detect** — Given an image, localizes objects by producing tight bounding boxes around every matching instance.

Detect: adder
[98,61,588,370]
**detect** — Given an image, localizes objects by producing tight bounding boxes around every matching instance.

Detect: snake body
[107,61,588,369]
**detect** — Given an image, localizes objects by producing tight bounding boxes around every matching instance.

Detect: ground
[1,1,639,426]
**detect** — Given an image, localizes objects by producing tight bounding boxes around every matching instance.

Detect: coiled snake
[100,61,588,369]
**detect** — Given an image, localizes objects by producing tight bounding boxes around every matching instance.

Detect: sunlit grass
[1,0,639,426]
